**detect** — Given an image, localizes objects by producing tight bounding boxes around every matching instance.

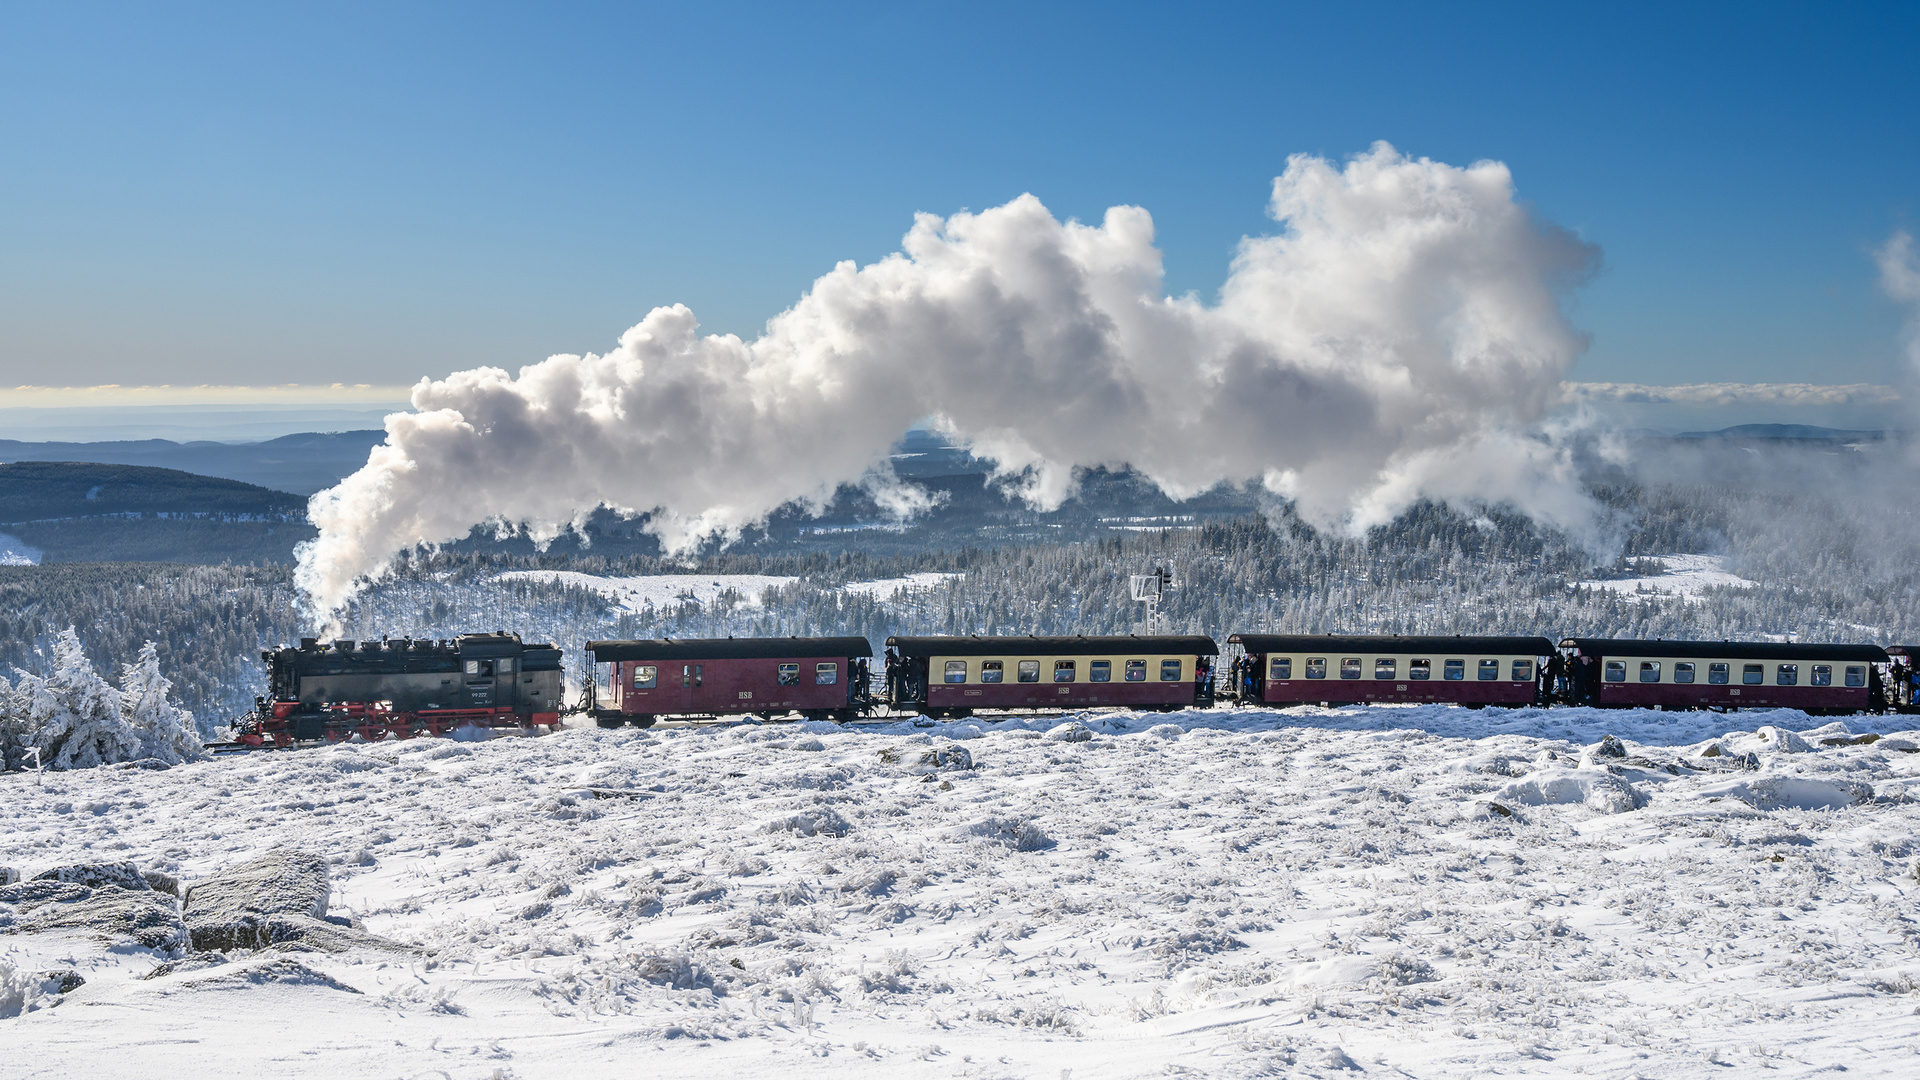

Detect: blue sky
[2,1,1916,405]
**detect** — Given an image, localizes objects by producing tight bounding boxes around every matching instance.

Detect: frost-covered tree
[0,673,27,772]
[11,628,140,770]
[119,641,204,764]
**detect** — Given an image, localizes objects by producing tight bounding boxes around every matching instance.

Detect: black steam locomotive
[230,632,564,747]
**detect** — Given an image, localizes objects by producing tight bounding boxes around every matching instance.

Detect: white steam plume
[297,142,1599,620]
[1878,230,1920,372]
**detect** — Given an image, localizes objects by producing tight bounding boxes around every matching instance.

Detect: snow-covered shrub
[0,960,39,1019]
[118,642,205,765]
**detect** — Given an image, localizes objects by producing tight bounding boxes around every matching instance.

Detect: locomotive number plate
[738,691,753,700]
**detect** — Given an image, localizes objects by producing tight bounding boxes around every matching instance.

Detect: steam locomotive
[229,632,564,747]
[232,629,1920,745]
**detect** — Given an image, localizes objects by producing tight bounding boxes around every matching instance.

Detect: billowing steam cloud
[1878,230,1920,372]
[297,142,1600,619]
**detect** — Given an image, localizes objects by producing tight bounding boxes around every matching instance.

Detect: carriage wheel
[628,714,657,729]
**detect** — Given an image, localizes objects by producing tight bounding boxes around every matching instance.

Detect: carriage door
[494,656,518,708]
[682,662,705,711]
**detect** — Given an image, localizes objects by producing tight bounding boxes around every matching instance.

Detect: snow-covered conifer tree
[118,641,204,764]
[12,628,140,770]
[0,673,27,772]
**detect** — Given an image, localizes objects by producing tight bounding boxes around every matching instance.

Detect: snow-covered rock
[180,848,384,954]
[1044,721,1092,742]
[32,861,149,892]
[1694,774,1869,811]
[17,885,186,951]
[1489,767,1647,814]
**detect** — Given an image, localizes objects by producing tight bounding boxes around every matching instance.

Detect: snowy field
[6,704,1920,1078]
[1574,553,1758,601]
[492,570,957,612]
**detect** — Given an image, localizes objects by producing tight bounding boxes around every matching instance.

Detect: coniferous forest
[4,449,1915,731]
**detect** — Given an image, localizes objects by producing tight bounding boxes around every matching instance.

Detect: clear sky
[2,1,1916,397]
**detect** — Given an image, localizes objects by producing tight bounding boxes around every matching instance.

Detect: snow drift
[297,143,1600,619]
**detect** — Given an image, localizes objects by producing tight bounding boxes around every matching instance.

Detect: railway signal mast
[1130,567,1173,634]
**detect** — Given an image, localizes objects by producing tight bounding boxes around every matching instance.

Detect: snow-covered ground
[6,704,1920,1078]
[841,572,961,599]
[1574,553,1758,601]
[0,532,42,566]
[495,570,800,612]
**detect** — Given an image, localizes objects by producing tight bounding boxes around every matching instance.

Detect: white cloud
[296,143,1600,619]
[1878,230,1920,373]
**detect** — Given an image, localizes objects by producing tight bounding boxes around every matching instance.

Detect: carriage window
[1375,658,1396,679]
[1512,659,1533,681]
[634,664,658,689]
[1409,658,1431,680]
[1810,664,1831,687]
[1305,657,1327,680]
[1604,661,1626,682]
[1340,658,1362,680]
[1776,664,1798,686]
[1639,661,1660,683]
[777,663,801,686]
[1054,660,1077,683]
[1123,659,1146,682]
[1443,659,1465,681]
[981,660,1004,683]
[1089,660,1111,682]
[1478,660,1500,681]
[1159,659,1182,681]
[1742,664,1764,685]
[1017,660,1041,683]
[684,664,703,688]
[1845,665,1866,687]
[1708,663,1729,684]
[817,662,838,685]
[1269,656,1292,680]
[1674,662,1695,684]
[944,661,968,683]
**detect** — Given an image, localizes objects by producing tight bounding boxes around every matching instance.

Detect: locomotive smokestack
[296,143,1601,621]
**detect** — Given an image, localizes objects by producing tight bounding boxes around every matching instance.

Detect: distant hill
[0,462,314,565]
[0,430,384,494]
[1673,423,1896,442]
[0,461,306,522]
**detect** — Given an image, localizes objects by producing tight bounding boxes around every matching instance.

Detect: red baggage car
[587,637,875,726]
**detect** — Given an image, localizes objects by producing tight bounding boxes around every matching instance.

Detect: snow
[1574,552,1757,600]
[493,570,958,613]
[495,570,800,612]
[0,532,41,566]
[839,573,961,599]
[6,703,1920,1077]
